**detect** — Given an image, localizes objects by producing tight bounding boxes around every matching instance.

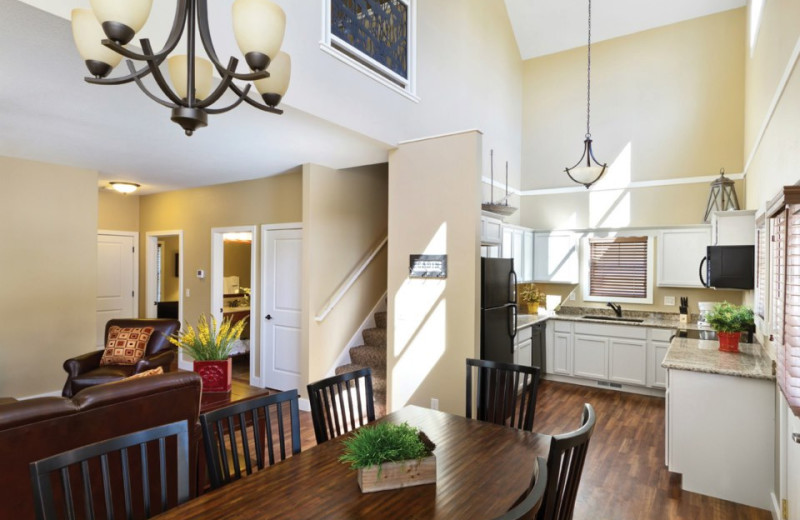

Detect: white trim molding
[517,172,745,197]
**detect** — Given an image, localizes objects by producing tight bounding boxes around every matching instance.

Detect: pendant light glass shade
[565,138,607,188]
[71,9,123,78]
[232,0,286,71]
[254,52,291,107]
[89,0,153,44]
[167,55,213,101]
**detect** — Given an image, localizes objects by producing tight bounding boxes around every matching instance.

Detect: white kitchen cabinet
[573,335,608,380]
[523,230,534,282]
[609,338,647,386]
[514,326,533,366]
[551,321,572,376]
[657,227,710,287]
[533,231,579,284]
[647,328,673,389]
[502,226,534,282]
[710,210,756,245]
[481,215,503,246]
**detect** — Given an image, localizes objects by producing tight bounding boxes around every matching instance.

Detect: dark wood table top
[199,379,271,415]
[155,405,550,520]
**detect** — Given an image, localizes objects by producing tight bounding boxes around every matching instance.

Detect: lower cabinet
[514,326,533,366]
[573,335,608,380]
[647,328,672,388]
[549,320,573,376]
[609,338,646,386]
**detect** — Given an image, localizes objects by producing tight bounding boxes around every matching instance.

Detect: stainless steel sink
[582,315,644,323]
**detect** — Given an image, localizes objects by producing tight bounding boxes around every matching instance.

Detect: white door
[97,234,136,347]
[788,409,800,520]
[261,227,302,391]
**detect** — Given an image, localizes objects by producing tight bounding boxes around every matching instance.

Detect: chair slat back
[200,389,301,490]
[539,403,596,520]
[493,456,548,520]
[307,368,375,444]
[466,358,541,432]
[29,420,190,520]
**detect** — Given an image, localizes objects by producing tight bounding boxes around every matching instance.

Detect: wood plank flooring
[239,379,771,519]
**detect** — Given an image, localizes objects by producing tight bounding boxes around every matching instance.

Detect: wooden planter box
[194,358,232,393]
[357,455,436,493]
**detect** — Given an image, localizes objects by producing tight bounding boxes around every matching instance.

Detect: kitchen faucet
[607,302,623,317]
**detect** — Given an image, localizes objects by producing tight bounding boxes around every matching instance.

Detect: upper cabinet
[480,214,503,246]
[710,210,756,246]
[657,227,710,287]
[502,225,534,282]
[533,231,579,284]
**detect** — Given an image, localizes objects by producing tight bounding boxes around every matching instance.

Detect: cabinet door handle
[793,433,800,444]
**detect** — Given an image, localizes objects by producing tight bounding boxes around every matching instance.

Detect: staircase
[334,310,387,417]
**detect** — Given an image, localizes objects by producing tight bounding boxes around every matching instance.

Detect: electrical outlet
[430,398,439,410]
[185,288,191,297]
[664,296,675,306]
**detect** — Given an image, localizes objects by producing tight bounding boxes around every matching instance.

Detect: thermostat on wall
[196,269,205,279]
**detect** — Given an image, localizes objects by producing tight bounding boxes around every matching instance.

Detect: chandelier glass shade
[70,0,290,136]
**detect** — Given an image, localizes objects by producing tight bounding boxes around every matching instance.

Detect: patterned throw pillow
[100,326,155,365]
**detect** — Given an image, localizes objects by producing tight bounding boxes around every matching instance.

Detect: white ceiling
[504,0,747,59]
[0,0,391,194]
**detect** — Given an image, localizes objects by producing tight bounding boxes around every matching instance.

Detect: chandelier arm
[127,62,179,109]
[100,0,188,62]
[196,0,269,82]
[140,40,186,107]
[229,82,284,114]
[203,84,252,115]
[195,57,240,109]
[85,62,154,86]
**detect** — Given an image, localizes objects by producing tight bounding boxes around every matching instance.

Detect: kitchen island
[662,337,775,510]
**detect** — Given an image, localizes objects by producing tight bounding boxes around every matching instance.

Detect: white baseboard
[299,397,310,413]
[542,374,666,398]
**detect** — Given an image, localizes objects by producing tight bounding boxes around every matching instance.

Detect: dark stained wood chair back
[307,367,375,444]
[29,420,190,520]
[466,358,541,431]
[538,403,596,520]
[200,389,301,490]
[493,456,548,520]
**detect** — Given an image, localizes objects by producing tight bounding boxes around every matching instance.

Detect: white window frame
[320,0,419,101]
[581,234,655,304]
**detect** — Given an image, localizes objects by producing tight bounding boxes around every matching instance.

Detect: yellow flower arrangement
[168,313,247,361]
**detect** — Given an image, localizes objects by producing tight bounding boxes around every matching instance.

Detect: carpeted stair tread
[362,327,386,347]
[374,311,387,329]
[335,363,386,394]
[349,345,387,369]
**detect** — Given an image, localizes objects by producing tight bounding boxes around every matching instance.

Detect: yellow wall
[223,241,252,289]
[0,157,97,396]
[387,131,482,415]
[302,163,388,388]
[521,9,746,227]
[98,190,139,231]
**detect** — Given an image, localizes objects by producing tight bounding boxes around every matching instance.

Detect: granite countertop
[662,337,775,381]
[516,308,707,331]
[517,313,549,330]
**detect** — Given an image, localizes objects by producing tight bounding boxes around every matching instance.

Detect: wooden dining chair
[538,403,596,520]
[466,358,541,431]
[307,367,375,444]
[494,456,548,520]
[29,420,190,520]
[200,389,301,490]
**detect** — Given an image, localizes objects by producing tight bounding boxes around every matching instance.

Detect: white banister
[315,236,388,322]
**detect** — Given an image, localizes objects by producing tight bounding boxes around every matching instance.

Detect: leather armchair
[62,318,181,397]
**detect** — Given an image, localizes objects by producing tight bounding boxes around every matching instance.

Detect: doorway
[97,231,138,348]
[211,226,257,386]
[145,231,184,364]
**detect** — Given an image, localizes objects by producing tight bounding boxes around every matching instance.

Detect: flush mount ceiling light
[703,168,740,222]
[71,0,291,136]
[565,0,607,189]
[109,182,140,194]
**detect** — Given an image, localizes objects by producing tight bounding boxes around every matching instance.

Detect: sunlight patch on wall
[749,0,765,55]
[590,142,632,228]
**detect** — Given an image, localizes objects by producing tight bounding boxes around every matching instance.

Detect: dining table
[154,405,551,519]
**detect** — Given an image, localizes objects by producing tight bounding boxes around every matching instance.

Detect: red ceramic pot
[193,358,232,393]
[717,331,741,353]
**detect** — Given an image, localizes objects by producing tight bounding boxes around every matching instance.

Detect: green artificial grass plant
[339,422,435,470]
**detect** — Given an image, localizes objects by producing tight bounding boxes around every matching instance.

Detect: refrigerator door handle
[509,305,518,341]
[509,270,517,303]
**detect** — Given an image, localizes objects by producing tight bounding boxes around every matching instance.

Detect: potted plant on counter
[705,302,754,353]
[168,314,247,393]
[518,283,546,315]
[340,422,436,493]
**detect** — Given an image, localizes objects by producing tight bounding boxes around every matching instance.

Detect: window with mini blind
[583,236,653,304]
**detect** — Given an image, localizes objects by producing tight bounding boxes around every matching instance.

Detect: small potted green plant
[705,302,754,353]
[169,314,247,392]
[518,283,546,315]
[339,422,436,493]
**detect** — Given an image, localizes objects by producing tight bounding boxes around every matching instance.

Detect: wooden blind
[772,210,787,345]
[588,237,648,298]
[755,216,767,319]
[782,205,800,412]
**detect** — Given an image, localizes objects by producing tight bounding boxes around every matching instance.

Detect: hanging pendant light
[565,0,607,189]
[703,168,740,222]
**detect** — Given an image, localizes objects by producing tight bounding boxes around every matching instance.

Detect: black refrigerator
[480,258,518,363]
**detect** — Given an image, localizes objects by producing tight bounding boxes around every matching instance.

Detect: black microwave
[699,245,755,289]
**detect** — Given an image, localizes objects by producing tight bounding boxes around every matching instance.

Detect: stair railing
[315,236,388,322]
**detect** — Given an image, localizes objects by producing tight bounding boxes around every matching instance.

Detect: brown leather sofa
[62,318,181,397]
[0,371,202,520]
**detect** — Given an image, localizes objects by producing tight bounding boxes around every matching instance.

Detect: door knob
[265,314,272,320]
[793,433,800,444]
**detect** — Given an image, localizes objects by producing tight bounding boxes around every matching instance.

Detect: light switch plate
[664,296,675,306]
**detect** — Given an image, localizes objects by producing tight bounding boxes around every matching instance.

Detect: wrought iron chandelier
[565,0,607,188]
[71,0,291,136]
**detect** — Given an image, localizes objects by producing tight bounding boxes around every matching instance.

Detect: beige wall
[160,235,180,302]
[223,241,252,289]
[0,156,97,396]
[521,8,745,228]
[302,163,388,388]
[387,131,482,415]
[98,190,139,231]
